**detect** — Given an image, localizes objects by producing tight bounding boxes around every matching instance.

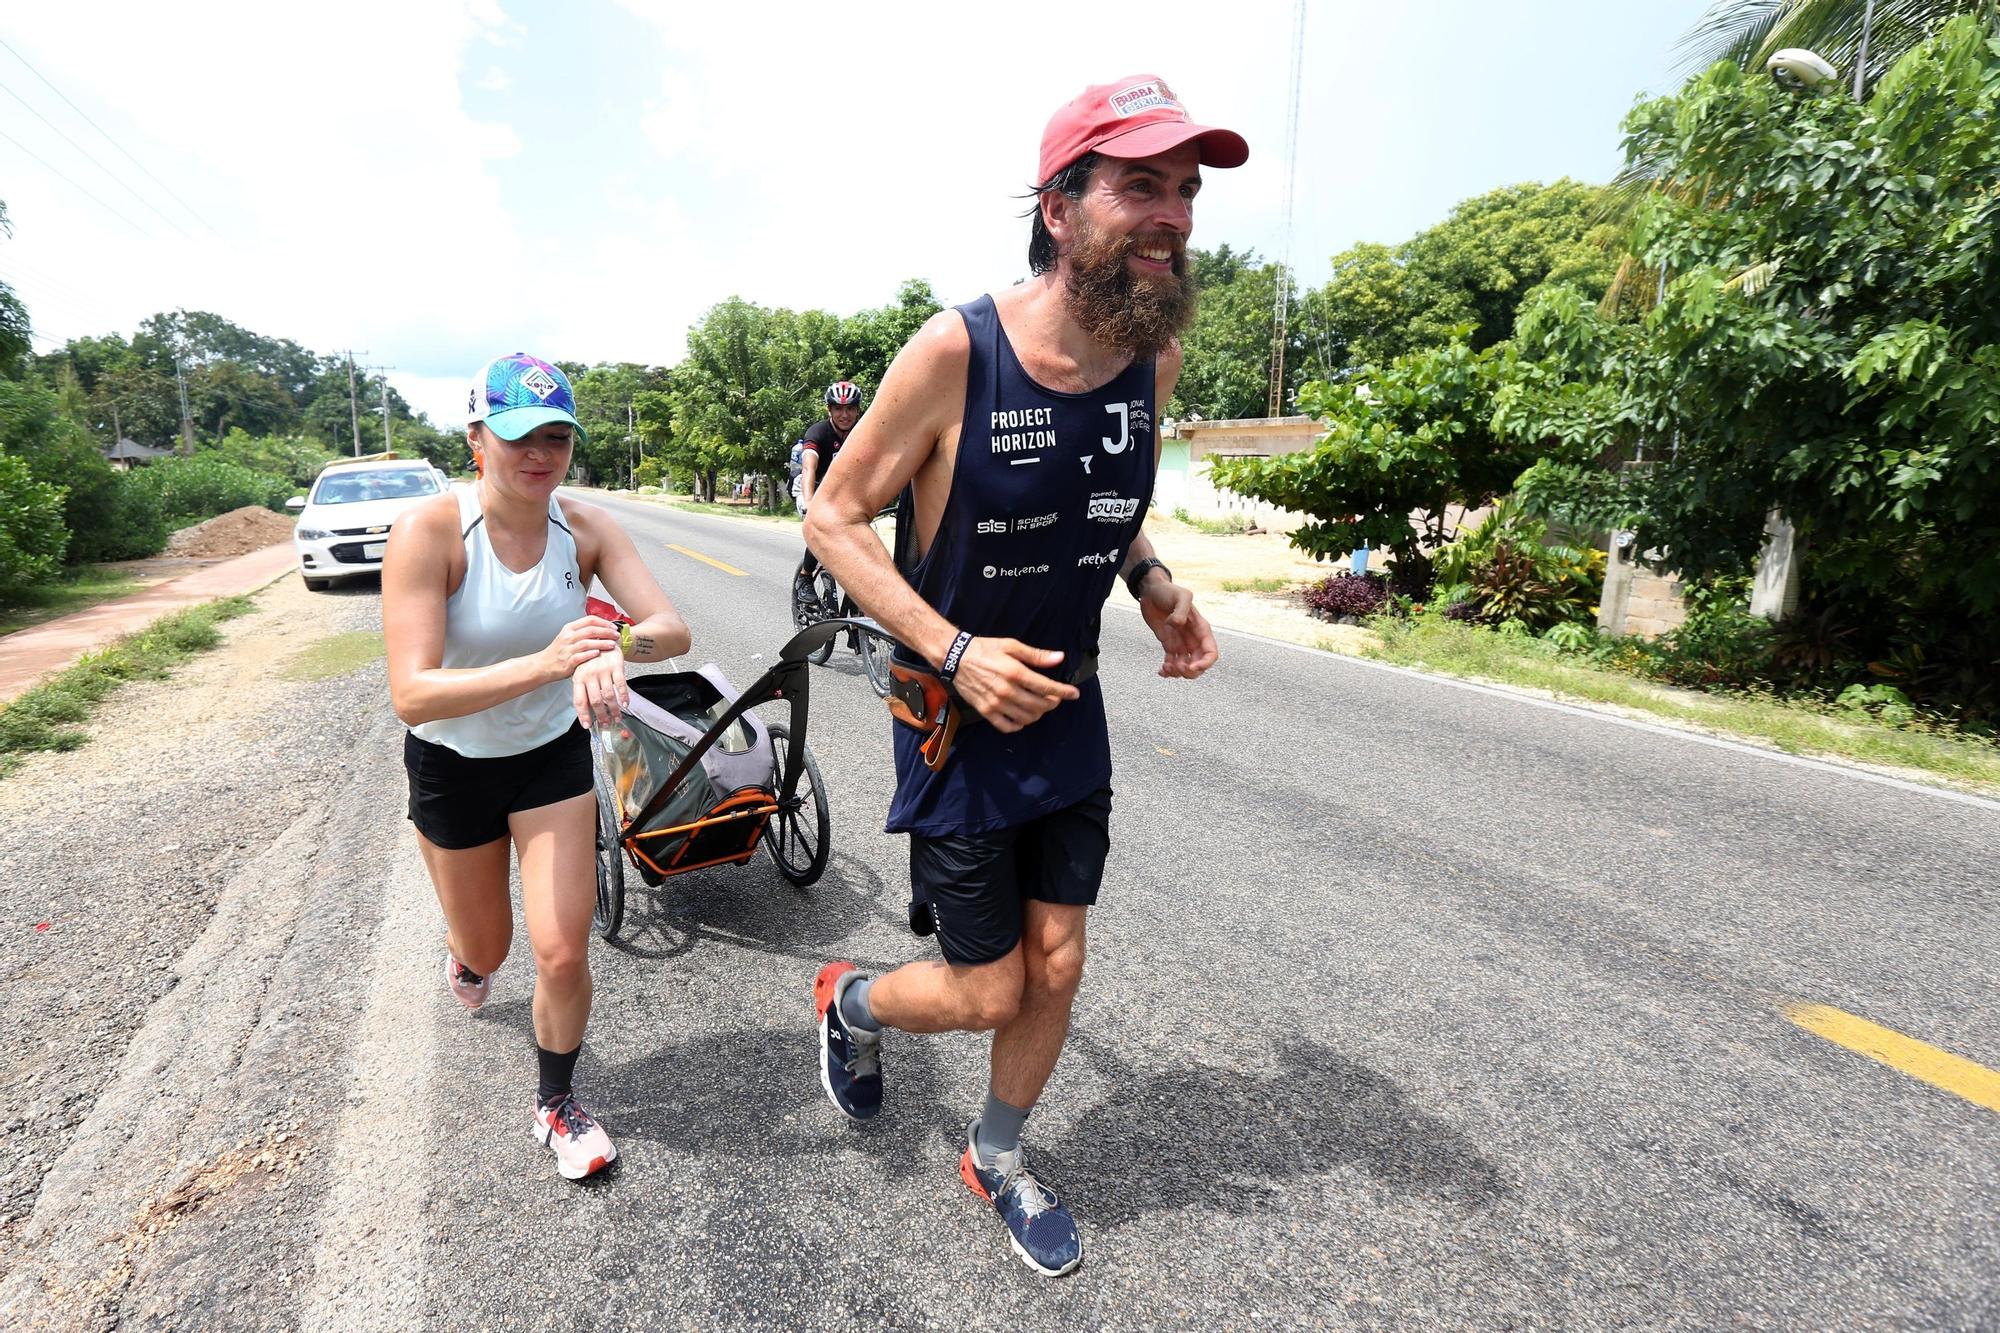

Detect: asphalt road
[8,492,1996,1329]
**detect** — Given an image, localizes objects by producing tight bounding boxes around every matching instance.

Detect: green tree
[0,203,28,381]
[1169,245,1310,420]
[1679,0,1980,94]
[1305,181,1618,373]
[0,453,67,596]
[1207,335,1546,591]
[831,279,943,395]
[1511,17,2000,711]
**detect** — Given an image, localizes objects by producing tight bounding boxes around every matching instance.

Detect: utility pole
[361,363,396,453]
[1266,0,1306,418]
[627,401,636,489]
[173,357,196,454]
[346,350,362,456]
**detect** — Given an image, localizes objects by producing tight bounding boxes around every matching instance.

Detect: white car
[287,457,445,590]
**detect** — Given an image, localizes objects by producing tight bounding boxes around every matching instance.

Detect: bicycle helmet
[825,380,863,408]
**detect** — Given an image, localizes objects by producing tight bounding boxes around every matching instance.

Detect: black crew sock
[537,1043,581,1107]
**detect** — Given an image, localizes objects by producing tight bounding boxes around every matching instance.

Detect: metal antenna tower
[1266,0,1307,418]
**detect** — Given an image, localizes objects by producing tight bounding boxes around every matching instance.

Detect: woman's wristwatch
[1125,557,1170,600]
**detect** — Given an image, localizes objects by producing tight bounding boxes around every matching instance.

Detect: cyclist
[792,380,864,615]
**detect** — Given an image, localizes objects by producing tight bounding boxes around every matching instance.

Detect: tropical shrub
[1302,573,1389,620]
[1646,577,1774,687]
[127,453,291,522]
[1430,503,1604,631]
[0,453,67,597]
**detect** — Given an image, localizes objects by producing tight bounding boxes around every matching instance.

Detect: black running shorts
[908,787,1111,966]
[404,724,593,850]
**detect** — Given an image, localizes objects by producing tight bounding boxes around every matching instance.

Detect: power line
[0,78,192,239]
[0,126,151,237]
[1266,0,1307,418]
[0,36,220,236]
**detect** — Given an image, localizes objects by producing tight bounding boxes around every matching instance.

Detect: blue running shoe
[960,1121,1083,1277]
[814,961,882,1120]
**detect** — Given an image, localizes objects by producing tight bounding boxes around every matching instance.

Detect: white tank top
[409,486,585,758]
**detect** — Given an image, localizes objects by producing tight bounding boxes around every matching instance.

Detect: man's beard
[1062,219,1197,360]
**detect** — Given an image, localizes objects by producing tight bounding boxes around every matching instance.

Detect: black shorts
[909,788,1111,966]
[404,724,593,850]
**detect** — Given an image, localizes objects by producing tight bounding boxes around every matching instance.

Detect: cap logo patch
[518,366,560,400]
[1110,80,1180,119]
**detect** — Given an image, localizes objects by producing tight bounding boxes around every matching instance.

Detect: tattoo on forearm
[633,635,656,658]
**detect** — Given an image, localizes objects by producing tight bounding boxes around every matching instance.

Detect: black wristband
[938,630,973,683]
[1126,557,1170,600]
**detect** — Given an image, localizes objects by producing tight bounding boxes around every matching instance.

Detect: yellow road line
[665,543,747,577]
[1782,1002,2000,1114]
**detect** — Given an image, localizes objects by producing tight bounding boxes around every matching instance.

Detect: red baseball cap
[1038,75,1249,183]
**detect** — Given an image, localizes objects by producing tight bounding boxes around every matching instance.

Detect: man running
[791,379,864,615]
[802,76,1242,1276]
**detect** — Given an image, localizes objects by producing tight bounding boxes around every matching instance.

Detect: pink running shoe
[532,1095,617,1180]
[444,953,490,1011]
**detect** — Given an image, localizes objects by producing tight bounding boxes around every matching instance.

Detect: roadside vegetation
[0,564,147,635]
[1214,14,2000,745]
[0,597,253,778]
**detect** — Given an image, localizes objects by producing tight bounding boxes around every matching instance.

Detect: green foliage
[1678,0,1982,95]
[1643,577,1776,687]
[1207,336,1545,589]
[1431,502,1606,630]
[1837,681,1919,724]
[211,428,337,490]
[1507,18,2000,721]
[0,453,67,597]
[0,597,252,774]
[127,453,291,522]
[1171,246,1308,419]
[1304,181,1619,374]
[632,457,665,489]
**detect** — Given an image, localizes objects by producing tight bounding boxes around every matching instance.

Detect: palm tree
[1678,0,1988,96]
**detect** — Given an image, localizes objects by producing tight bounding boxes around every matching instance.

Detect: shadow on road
[591,1023,965,1183]
[1056,1033,1512,1225]
[603,848,912,971]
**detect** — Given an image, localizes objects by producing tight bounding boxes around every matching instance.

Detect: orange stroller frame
[590,618,855,941]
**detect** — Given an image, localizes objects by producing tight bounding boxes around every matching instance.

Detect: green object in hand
[619,623,633,656]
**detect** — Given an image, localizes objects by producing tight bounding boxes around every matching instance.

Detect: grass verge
[0,596,255,779]
[662,497,799,524]
[280,630,384,681]
[0,566,149,636]
[1221,576,1292,594]
[1360,616,2000,794]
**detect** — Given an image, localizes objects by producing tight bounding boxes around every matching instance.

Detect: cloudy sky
[1,1,1709,425]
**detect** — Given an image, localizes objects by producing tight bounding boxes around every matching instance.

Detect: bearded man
[802,76,1244,1277]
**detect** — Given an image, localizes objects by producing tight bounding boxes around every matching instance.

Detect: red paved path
[0,544,299,705]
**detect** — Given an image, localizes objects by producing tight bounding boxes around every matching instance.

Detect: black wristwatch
[1125,556,1170,600]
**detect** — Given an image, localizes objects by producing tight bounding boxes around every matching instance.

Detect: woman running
[383,352,690,1180]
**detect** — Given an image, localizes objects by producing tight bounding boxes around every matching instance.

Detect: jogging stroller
[590,617,855,942]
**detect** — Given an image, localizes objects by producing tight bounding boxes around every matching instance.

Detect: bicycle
[791,503,900,697]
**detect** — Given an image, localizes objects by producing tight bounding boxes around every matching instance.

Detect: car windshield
[312,469,440,505]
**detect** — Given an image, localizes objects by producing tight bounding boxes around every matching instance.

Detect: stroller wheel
[590,741,626,941]
[762,721,830,886]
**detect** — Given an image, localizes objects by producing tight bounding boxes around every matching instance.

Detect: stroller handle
[781,617,889,663]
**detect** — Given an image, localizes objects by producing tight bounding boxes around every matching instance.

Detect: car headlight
[297,526,331,540]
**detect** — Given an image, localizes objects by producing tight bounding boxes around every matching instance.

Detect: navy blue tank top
[886,295,1156,835]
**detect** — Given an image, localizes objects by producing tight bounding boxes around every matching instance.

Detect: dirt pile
[162,507,296,559]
